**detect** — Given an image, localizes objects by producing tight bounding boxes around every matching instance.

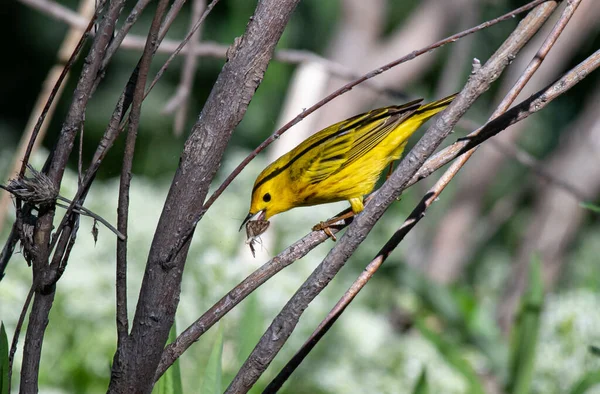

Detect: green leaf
[153,321,184,394]
[1,322,9,394]
[416,319,485,394]
[507,255,544,394]
[589,345,600,358]
[237,293,264,365]
[568,370,600,394]
[202,323,224,394]
[237,294,264,394]
[580,202,600,214]
[411,368,429,394]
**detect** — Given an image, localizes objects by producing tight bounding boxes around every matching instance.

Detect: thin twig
[144,0,221,98]
[114,0,170,349]
[225,3,559,391]
[162,0,206,136]
[54,197,125,240]
[101,0,154,71]
[164,0,553,267]
[7,287,34,393]
[18,0,106,179]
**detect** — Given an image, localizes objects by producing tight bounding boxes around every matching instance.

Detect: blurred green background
[2,0,600,393]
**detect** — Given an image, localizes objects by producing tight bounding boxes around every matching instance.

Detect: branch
[154,228,334,380]
[114,0,170,350]
[162,0,206,135]
[18,0,127,389]
[7,288,33,393]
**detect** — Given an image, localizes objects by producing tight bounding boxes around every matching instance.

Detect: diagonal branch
[162,0,206,135]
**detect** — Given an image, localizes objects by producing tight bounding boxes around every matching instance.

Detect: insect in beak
[239,210,266,231]
[245,218,270,258]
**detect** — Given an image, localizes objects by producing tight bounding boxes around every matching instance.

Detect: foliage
[201,324,223,394]
[154,322,184,394]
[507,256,544,394]
[0,323,8,394]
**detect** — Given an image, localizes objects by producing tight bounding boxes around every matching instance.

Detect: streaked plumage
[242,94,456,227]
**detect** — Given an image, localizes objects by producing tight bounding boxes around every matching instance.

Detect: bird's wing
[297,101,421,185]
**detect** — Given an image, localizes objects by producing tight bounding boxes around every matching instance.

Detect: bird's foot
[312,221,338,241]
[312,210,356,241]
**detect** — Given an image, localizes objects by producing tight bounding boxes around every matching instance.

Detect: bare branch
[7,288,33,393]
[113,0,170,350]
[144,0,221,98]
[18,0,128,388]
[101,0,155,71]
[162,0,206,135]
[154,228,333,380]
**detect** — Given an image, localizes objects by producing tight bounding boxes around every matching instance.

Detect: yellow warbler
[241,94,456,230]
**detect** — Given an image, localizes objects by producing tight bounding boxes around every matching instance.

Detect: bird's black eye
[263,193,271,202]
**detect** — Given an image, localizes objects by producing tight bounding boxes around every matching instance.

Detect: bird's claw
[312,221,337,241]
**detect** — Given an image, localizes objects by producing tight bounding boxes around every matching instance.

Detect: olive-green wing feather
[299,101,422,185]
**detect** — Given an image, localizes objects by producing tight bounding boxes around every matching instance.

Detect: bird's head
[240,171,293,230]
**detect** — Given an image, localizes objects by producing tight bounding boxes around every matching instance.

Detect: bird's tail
[410,92,457,124]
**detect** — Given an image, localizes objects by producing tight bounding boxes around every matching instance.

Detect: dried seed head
[3,165,58,205]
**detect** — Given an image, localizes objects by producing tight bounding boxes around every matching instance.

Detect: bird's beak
[240,212,253,231]
[239,210,266,231]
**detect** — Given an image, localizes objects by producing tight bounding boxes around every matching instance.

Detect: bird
[240,93,456,237]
